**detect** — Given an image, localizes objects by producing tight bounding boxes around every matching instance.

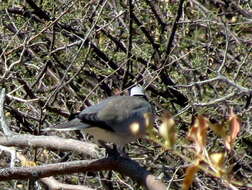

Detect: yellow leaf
[145,112,158,141]
[23,160,37,167]
[17,153,37,167]
[210,152,229,177]
[210,152,225,167]
[209,122,228,138]
[5,112,11,117]
[230,16,237,23]
[158,112,176,149]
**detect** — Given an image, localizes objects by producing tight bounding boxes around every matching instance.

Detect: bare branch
[40,176,95,190]
[0,135,99,158]
[0,88,12,136]
[163,0,185,64]
[0,157,167,190]
[177,75,251,93]
[193,92,236,107]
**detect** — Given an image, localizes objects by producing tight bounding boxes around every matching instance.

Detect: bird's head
[130,86,145,96]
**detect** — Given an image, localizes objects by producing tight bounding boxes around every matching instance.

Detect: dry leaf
[225,109,241,150]
[188,115,209,154]
[182,160,200,190]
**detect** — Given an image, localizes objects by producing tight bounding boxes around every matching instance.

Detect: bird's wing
[77,96,126,131]
[79,96,152,131]
[97,96,152,121]
[42,118,88,131]
[79,96,118,114]
[42,96,120,132]
[77,113,115,132]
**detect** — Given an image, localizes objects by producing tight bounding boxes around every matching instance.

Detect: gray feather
[42,118,89,132]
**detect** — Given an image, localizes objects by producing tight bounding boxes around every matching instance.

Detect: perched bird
[43,86,153,149]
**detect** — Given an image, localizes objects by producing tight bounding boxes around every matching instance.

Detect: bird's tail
[42,118,89,131]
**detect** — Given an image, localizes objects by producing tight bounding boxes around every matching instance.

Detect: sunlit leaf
[5,112,11,117]
[158,112,176,149]
[17,153,37,167]
[209,122,228,138]
[145,112,156,140]
[210,152,226,176]
[210,152,225,167]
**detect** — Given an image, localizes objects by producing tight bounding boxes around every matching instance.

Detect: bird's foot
[98,141,128,158]
[116,145,129,158]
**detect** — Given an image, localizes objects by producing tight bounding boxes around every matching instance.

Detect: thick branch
[0,135,98,158]
[25,0,51,20]
[40,177,95,190]
[0,133,166,189]
[163,0,185,64]
[0,157,167,190]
